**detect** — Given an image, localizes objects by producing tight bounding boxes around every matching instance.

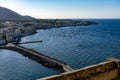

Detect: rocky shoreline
[0,19,97,45]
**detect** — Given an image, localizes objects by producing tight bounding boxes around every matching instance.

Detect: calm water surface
[0,50,59,80]
[0,19,120,80]
[21,19,120,68]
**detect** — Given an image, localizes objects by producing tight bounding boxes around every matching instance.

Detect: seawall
[0,43,73,72]
[1,44,119,80]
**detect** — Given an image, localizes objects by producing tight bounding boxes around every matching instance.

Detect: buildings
[0,21,36,45]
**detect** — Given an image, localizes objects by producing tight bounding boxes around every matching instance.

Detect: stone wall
[39,58,120,80]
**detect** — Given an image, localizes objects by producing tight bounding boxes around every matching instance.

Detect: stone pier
[1,43,119,80]
[0,43,73,72]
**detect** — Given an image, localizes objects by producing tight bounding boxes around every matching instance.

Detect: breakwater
[39,58,120,80]
[0,43,73,72]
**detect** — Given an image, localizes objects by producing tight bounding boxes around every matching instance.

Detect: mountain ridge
[0,7,35,20]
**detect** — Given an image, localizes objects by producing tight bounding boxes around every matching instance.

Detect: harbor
[0,0,120,79]
[0,19,120,80]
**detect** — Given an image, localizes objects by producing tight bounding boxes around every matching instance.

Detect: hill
[0,7,35,20]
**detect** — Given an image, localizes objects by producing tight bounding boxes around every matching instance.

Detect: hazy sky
[0,0,120,19]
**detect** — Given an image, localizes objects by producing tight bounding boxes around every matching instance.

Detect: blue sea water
[0,50,59,80]
[0,19,120,80]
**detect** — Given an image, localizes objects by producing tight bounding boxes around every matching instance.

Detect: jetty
[14,40,43,44]
[1,43,120,80]
[0,43,73,72]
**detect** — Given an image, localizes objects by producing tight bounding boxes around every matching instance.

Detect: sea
[0,19,120,80]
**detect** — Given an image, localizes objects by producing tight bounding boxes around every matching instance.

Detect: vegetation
[0,19,97,29]
[0,25,7,28]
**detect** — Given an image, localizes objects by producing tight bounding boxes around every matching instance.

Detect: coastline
[0,19,97,45]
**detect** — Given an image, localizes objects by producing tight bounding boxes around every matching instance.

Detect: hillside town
[0,21,36,45]
[0,20,97,45]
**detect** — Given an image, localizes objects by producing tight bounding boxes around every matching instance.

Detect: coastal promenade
[0,43,73,72]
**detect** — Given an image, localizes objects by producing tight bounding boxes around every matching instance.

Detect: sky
[0,0,120,19]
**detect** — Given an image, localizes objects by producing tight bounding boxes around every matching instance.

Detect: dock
[14,40,43,44]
